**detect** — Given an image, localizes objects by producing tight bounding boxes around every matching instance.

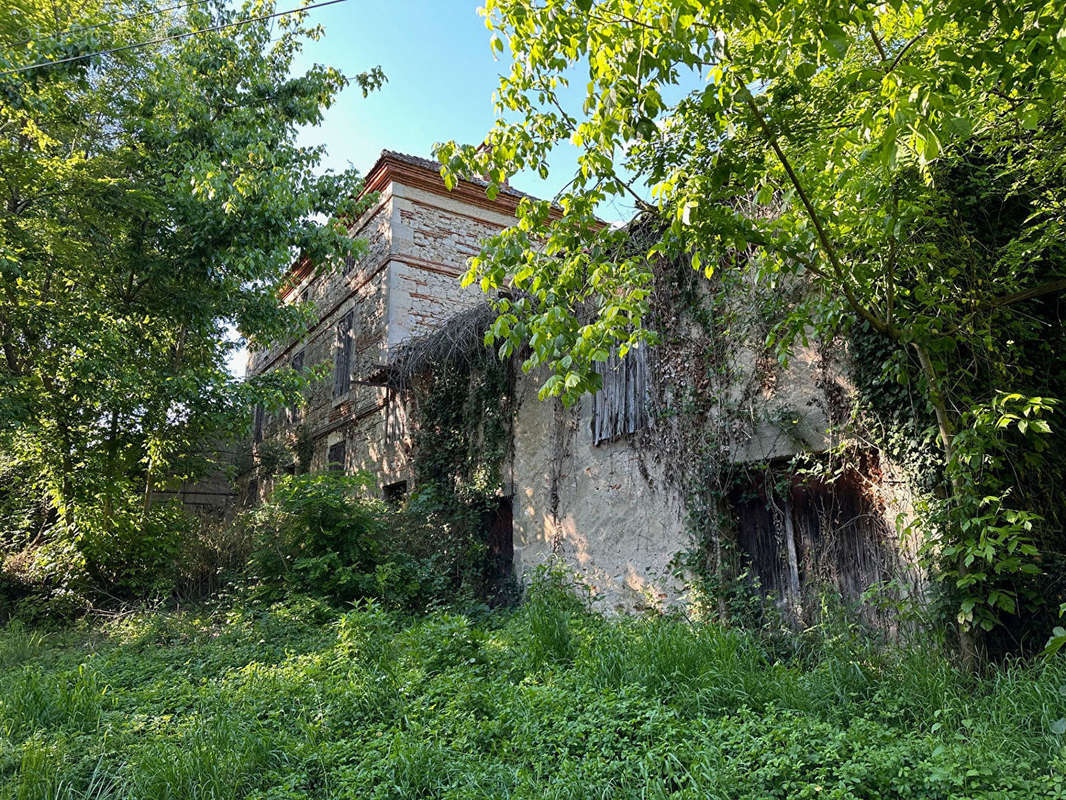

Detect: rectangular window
[343,252,357,275]
[289,349,304,423]
[383,480,407,505]
[591,347,651,445]
[327,441,346,472]
[333,312,353,399]
[253,404,264,444]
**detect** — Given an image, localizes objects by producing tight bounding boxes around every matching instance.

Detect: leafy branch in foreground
[438,0,1066,659]
[0,0,382,602]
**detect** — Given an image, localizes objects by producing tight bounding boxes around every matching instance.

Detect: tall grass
[125,716,270,800]
[9,743,121,800]
[0,622,45,669]
[0,664,106,740]
[4,583,1066,798]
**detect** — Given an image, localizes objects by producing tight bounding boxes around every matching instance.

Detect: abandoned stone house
[244,149,919,614]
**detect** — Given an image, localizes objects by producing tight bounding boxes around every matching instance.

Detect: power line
[0,0,349,78]
[6,0,211,50]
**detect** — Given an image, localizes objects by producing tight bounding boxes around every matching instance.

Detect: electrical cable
[5,0,211,49]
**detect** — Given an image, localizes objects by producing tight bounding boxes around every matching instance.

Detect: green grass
[3,587,1066,799]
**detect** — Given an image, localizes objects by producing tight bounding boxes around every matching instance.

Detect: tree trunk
[914,342,976,670]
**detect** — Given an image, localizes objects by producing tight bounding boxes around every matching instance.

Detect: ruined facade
[246,151,521,495]
[247,150,919,615]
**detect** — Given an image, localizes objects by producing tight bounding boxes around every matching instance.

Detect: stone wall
[386,184,515,348]
[247,193,394,492]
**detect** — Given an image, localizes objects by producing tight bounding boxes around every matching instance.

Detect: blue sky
[286,0,644,222]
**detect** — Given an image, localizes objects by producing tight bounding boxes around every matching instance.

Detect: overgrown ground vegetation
[3,577,1066,799]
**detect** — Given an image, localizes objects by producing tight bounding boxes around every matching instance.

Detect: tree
[438,0,1066,658]
[0,0,382,595]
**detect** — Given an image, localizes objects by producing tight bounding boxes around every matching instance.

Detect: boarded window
[252,404,264,444]
[289,349,304,422]
[591,347,651,445]
[729,456,905,621]
[327,441,346,472]
[333,312,353,398]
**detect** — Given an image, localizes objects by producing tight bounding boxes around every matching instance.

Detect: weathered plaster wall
[725,343,836,464]
[510,370,690,613]
[509,335,918,615]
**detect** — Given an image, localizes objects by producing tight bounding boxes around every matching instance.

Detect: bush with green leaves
[243,471,486,610]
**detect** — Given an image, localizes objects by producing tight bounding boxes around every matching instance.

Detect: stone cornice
[363,152,531,217]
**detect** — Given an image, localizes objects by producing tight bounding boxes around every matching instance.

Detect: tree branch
[867,24,889,63]
[734,75,896,339]
[988,277,1066,309]
[889,32,925,72]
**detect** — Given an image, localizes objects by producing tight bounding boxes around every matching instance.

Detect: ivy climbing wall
[509,254,923,618]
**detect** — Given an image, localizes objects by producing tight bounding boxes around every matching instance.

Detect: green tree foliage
[0,1,382,595]
[437,0,1066,654]
[243,471,487,610]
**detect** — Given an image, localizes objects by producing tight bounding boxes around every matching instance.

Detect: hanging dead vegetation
[384,302,500,393]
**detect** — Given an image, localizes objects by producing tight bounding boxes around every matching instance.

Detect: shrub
[0,536,93,621]
[79,502,194,600]
[243,472,486,610]
[172,517,256,603]
[2,498,238,618]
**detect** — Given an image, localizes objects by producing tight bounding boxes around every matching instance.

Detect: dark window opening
[245,478,259,507]
[252,404,264,444]
[343,251,357,275]
[483,496,515,605]
[383,480,407,505]
[333,312,353,398]
[327,441,346,472]
[289,349,304,422]
[729,453,906,623]
[591,347,652,445]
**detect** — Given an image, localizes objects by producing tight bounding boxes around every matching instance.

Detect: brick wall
[386,184,514,348]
